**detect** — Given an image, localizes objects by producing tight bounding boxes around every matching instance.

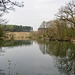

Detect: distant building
[38,28,47,31]
[38,20,52,31]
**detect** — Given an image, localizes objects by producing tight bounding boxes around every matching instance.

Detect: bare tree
[56,0,75,30]
[0,0,24,24]
[0,0,24,12]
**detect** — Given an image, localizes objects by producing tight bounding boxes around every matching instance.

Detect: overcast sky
[4,0,71,31]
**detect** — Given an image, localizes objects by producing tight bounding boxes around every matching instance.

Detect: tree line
[37,0,75,41]
[1,25,33,32]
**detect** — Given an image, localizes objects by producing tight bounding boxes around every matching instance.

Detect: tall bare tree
[56,0,75,30]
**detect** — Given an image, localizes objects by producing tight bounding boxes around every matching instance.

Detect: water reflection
[37,40,75,75]
[0,40,33,75]
[0,40,75,75]
[0,69,5,75]
[0,40,33,47]
[0,40,33,48]
[0,60,19,75]
[0,40,33,56]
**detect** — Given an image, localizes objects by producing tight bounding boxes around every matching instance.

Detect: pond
[0,40,75,75]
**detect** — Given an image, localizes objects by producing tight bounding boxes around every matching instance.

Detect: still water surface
[0,40,75,75]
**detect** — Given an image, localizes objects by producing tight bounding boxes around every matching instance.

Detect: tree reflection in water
[37,40,75,75]
[0,40,33,55]
[0,40,33,47]
[0,40,33,75]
